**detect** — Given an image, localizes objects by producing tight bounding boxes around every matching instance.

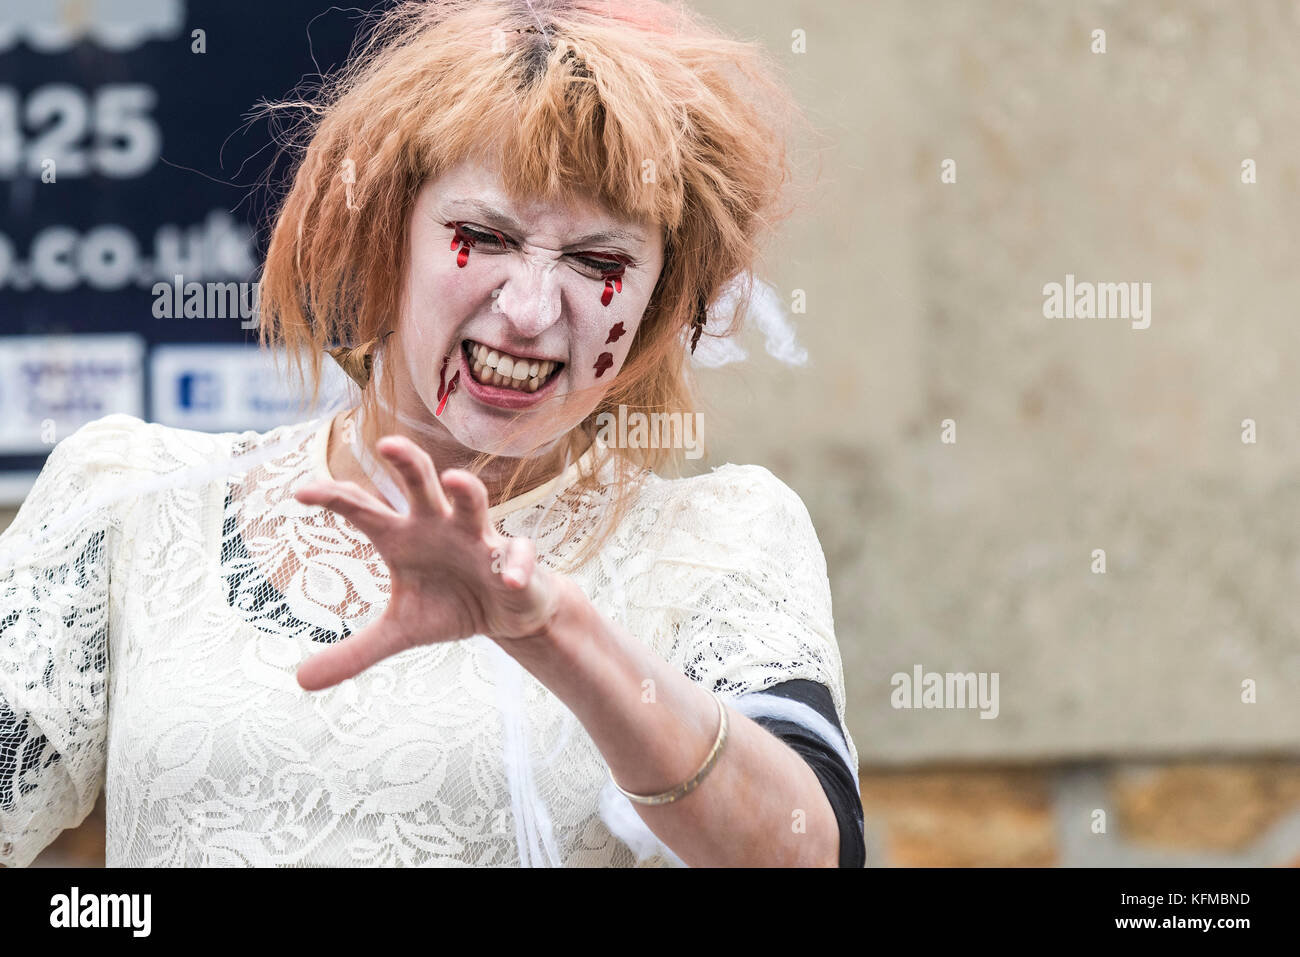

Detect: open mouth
[462,339,565,394]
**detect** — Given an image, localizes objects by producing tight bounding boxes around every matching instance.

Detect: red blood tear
[594,352,613,377]
[605,322,625,344]
[437,355,451,400]
[435,371,459,417]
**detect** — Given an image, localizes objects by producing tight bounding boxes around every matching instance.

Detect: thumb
[495,537,560,637]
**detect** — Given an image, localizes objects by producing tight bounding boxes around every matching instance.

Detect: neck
[326,404,586,511]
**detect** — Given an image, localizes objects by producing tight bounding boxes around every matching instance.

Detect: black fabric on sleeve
[739,678,865,868]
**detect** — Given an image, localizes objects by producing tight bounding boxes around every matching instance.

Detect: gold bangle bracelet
[612,692,729,806]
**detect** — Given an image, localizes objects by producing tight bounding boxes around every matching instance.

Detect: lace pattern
[0,413,854,867]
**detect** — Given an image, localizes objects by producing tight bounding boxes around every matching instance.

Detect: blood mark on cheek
[435,354,460,417]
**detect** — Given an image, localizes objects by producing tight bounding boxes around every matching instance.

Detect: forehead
[420,158,657,247]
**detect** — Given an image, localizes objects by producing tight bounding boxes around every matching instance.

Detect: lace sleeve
[651,464,858,772]
[0,415,136,867]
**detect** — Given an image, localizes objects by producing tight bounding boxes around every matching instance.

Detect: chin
[448,416,571,461]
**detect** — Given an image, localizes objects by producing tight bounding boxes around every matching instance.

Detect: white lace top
[0,412,855,867]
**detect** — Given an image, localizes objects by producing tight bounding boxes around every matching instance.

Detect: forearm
[494,577,840,867]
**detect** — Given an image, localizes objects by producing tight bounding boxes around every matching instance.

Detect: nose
[493,254,563,339]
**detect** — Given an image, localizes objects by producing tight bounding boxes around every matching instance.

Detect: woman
[0,0,863,867]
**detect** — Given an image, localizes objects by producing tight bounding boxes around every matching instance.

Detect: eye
[569,253,632,277]
[451,222,510,249]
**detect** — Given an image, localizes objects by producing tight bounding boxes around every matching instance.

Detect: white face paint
[384,157,666,459]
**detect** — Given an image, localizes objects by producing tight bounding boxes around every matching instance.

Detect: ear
[327,330,396,389]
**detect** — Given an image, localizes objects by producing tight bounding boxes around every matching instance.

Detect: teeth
[464,341,561,393]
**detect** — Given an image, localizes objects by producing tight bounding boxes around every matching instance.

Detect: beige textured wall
[5,2,1298,771]
[691,0,1300,761]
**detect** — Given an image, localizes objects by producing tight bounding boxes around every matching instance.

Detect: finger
[295,617,409,691]
[295,480,395,541]
[440,468,491,532]
[500,536,536,590]
[375,435,451,518]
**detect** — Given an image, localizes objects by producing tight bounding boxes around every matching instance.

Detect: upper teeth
[467,341,559,393]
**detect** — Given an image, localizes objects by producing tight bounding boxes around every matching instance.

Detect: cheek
[567,294,644,382]
[422,257,483,315]
[404,254,489,345]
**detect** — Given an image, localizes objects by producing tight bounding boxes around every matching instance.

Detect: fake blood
[446,222,507,269]
[600,275,623,307]
[435,355,459,417]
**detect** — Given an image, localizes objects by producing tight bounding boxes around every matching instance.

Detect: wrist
[492,573,592,668]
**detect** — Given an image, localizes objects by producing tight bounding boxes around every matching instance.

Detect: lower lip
[457,344,564,411]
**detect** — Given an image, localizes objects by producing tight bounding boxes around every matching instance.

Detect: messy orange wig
[258,0,805,568]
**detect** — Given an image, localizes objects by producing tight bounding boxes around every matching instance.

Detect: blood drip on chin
[435,354,460,417]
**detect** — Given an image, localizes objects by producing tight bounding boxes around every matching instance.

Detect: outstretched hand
[292,435,566,691]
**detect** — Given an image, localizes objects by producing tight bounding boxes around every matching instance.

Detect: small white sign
[149,343,350,433]
[0,334,146,454]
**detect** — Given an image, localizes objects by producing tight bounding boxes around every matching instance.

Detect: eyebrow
[444,199,648,251]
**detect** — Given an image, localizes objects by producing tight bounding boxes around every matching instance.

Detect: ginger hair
[257,0,808,570]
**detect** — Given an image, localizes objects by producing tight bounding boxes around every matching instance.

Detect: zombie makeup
[390,164,665,457]
[446,221,509,268]
[597,257,633,307]
[435,354,460,417]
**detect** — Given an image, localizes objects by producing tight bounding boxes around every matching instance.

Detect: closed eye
[571,254,627,274]
[453,221,635,276]
[455,223,511,249]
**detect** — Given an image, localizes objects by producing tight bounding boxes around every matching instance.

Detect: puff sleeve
[649,465,856,763]
[0,415,137,867]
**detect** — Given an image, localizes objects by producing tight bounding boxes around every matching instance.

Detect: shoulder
[53,413,308,467]
[643,462,818,536]
[36,414,318,498]
[616,462,826,576]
